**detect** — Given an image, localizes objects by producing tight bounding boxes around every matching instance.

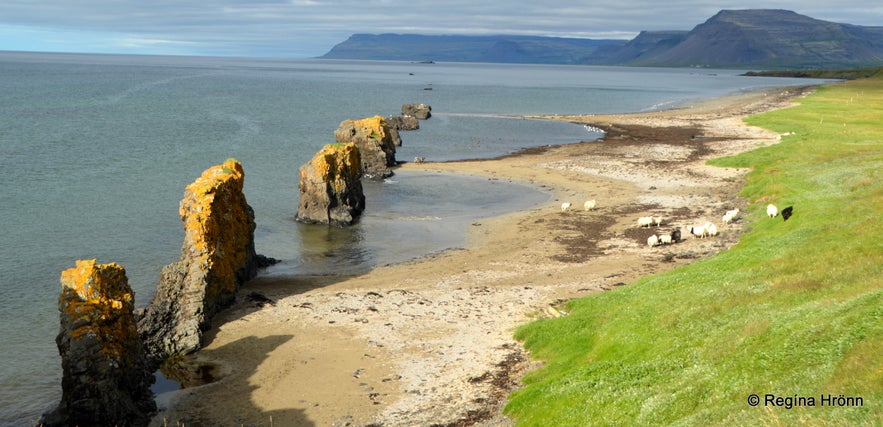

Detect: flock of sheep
[560,200,793,248]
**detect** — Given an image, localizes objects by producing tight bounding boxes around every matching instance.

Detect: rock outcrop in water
[402,103,432,120]
[385,115,420,146]
[295,142,366,226]
[333,115,397,179]
[138,158,261,361]
[41,259,155,427]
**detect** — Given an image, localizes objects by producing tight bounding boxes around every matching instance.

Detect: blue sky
[1,1,881,58]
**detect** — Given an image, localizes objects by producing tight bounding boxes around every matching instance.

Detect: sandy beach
[150,85,816,427]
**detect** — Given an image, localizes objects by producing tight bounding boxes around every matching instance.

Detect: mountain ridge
[320,9,883,69]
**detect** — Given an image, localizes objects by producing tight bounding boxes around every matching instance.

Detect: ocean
[0,51,826,425]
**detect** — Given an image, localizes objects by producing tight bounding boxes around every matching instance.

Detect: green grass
[505,75,883,426]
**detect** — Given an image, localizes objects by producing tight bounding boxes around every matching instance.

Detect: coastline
[150,85,817,426]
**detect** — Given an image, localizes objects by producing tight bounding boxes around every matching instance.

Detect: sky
[0,1,881,58]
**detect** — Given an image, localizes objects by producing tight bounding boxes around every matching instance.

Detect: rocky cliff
[295,142,366,226]
[138,158,260,361]
[333,116,397,179]
[42,259,155,427]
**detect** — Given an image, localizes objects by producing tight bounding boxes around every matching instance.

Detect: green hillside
[505,72,883,426]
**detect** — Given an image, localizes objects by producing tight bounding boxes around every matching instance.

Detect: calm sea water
[0,51,826,424]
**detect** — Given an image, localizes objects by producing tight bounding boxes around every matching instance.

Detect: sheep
[722,208,740,224]
[658,234,672,245]
[781,206,793,221]
[561,202,572,212]
[767,204,778,218]
[653,216,664,226]
[637,216,654,227]
[671,229,682,243]
[704,222,719,237]
[690,225,708,238]
[647,234,659,247]
[583,199,597,211]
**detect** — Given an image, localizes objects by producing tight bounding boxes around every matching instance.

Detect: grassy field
[505,72,883,426]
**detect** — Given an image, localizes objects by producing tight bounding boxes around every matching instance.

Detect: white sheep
[704,222,719,237]
[561,202,572,212]
[767,204,778,218]
[637,216,654,227]
[690,225,708,238]
[723,208,740,224]
[653,216,663,226]
[647,234,659,247]
[584,199,597,211]
[658,234,672,245]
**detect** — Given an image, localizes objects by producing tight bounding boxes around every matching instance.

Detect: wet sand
[150,86,816,427]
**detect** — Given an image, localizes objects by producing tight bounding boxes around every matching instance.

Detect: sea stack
[402,103,431,120]
[42,259,155,427]
[295,142,366,226]
[333,115,397,179]
[385,115,420,146]
[138,158,259,361]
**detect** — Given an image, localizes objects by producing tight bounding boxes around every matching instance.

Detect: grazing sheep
[704,222,719,237]
[647,234,659,247]
[781,206,793,221]
[637,216,654,227]
[561,202,572,212]
[658,234,672,245]
[690,225,708,238]
[671,229,682,243]
[584,199,597,211]
[653,216,663,226]
[767,204,778,218]
[722,208,740,224]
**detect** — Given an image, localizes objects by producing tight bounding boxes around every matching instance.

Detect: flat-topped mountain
[320,9,883,69]
[321,34,626,64]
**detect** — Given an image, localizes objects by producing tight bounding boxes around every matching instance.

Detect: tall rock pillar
[138,158,259,361]
[295,142,366,226]
[333,115,397,179]
[42,259,155,427]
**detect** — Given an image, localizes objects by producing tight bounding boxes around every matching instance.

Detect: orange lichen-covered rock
[41,259,155,427]
[295,142,366,226]
[138,158,260,360]
[333,115,397,179]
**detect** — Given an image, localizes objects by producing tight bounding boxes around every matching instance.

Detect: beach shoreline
[149,85,817,427]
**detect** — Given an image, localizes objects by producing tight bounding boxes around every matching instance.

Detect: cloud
[0,1,882,57]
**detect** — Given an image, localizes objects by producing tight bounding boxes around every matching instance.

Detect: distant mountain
[320,10,883,69]
[584,31,688,65]
[320,34,625,64]
[628,9,883,68]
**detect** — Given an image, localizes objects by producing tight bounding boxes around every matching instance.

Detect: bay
[0,52,827,424]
